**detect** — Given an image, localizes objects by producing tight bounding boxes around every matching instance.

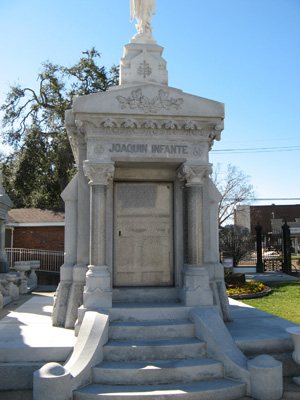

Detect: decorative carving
[66,124,86,166]
[164,120,177,130]
[83,161,115,185]
[94,144,104,155]
[177,164,212,187]
[66,128,79,166]
[193,146,203,157]
[117,89,184,114]
[122,119,138,129]
[103,118,117,128]
[144,119,157,129]
[137,60,152,78]
[215,124,224,132]
[73,116,222,137]
[184,121,196,131]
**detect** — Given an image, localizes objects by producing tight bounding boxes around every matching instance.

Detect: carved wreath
[117,89,184,114]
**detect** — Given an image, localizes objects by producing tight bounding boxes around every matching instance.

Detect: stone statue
[130,0,156,34]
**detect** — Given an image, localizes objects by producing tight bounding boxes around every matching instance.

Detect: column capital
[83,160,115,185]
[177,163,212,187]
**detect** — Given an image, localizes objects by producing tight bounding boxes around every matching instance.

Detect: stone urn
[286,326,300,385]
[14,261,31,294]
[5,273,19,299]
[14,261,31,278]
[28,261,40,287]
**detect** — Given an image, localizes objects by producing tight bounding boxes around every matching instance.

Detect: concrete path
[228,298,298,353]
[245,271,299,282]
[0,291,299,361]
[0,291,76,363]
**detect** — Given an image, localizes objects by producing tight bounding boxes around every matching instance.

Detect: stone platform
[0,293,299,399]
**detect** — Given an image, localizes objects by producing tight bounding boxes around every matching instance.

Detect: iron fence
[6,248,64,273]
[237,252,284,271]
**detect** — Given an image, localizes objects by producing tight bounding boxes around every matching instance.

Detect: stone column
[0,171,13,273]
[83,160,115,309]
[52,175,78,328]
[177,163,214,306]
[65,137,90,328]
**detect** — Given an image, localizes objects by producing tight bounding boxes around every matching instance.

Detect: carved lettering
[109,143,148,153]
[151,144,188,154]
[108,143,189,155]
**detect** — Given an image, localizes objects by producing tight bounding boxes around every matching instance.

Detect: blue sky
[0,0,299,205]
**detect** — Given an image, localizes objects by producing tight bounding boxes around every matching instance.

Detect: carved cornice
[177,163,212,187]
[74,117,223,139]
[83,161,115,186]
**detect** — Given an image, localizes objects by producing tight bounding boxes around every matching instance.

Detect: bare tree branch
[213,164,255,227]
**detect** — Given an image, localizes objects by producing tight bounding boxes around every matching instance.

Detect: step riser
[104,342,206,362]
[109,307,192,322]
[0,363,43,390]
[74,383,246,400]
[93,363,224,385]
[112,288,179,303]
[0,389,33,400]
[109,324,195,340]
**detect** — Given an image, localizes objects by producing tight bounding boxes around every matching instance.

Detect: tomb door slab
[114,182,173,287]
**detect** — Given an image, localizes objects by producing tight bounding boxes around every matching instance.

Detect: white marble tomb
[52,1,232,329]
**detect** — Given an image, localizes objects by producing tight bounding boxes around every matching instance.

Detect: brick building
[6,209,65,251]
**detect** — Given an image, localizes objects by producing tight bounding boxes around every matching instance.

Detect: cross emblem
[137,60,152,78]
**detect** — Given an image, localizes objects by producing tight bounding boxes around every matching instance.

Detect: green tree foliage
[219,224,254,267]
[0,48,119,208]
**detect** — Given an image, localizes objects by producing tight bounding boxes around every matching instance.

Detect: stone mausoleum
[34,3,286,399]
[52,17,231,331]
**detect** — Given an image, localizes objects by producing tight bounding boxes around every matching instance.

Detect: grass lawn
[239,278,300,325]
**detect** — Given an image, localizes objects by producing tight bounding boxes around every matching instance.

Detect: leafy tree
[0,48,119,208]
[219,224,254,268]
[212,164,255,227]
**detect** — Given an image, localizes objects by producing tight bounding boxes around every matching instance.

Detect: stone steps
[109,319,195,340]
[73,305,247,399]
[108,303,194,322]
[93,358,224,385]
[74,379,246,400]
[103,337,206,362]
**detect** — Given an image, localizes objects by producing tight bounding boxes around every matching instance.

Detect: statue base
[130,32,157,45]
[120,39,168,86]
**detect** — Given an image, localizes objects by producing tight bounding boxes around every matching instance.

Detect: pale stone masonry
[35,3,285,399]
[52,8,231,328]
